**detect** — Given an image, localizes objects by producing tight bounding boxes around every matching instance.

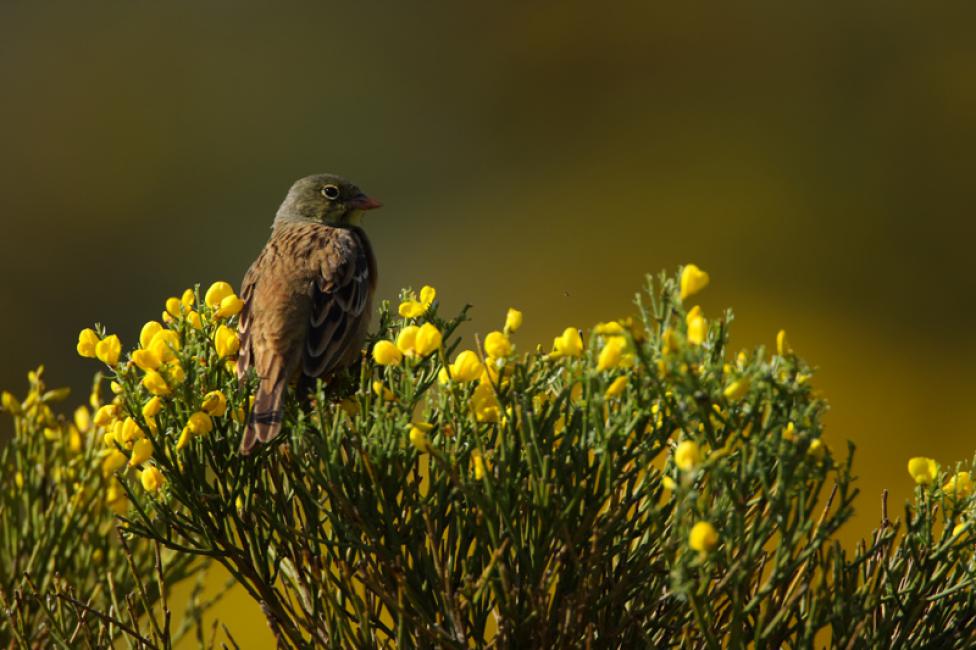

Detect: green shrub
[0,370,222,648]
[3,267,975,648]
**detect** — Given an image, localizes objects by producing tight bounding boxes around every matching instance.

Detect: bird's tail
[240,370,287,454]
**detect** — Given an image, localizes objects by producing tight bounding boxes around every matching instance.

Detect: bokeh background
[2,2,975,646]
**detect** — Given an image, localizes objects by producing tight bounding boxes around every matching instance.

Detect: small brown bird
[236,174,380,454]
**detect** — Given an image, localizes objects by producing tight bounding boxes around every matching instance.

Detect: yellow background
[2,3,975,646]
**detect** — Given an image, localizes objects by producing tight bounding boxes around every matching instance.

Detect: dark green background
[2,3,974,644]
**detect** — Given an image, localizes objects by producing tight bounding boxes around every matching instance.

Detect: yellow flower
[661,475,677,491]
[471,383,500,423]
[908,457,938,485]
[14,471,24,489]
[661,327,679,355]
[186,311,203,329]
[215,294,245,319]
[120,417,144,445]
[686,306,707,346]
[953,522,969,539]
[214,325,240,358]
[73,406,91,432]
[398,286,435,319]
[689,521,719,553]
[2,391,21,414]
[674,440,701,471]
[594,321,625,335]
[776,329,789,356]
[129,437,153,466]
[597,336,627,371]
[472,450,489,480]
[688,317,708,345]
[202,390,227,417]
[372,340,402,366]
[139,321,163,349]
[723,378,751,401]
[414,323,442,357]
[484,331,512,359]
[782,422,796,441]
[807,438,825,459]
[142,371,171,396]
[398,300,425,318]
[552,327,583,358]
[504,308,523,334]
[165,362,186,385]
[101,450,128,477]
[395,325,419,356]
[409,422,432,452]
[181,288,195,310]
[105,479,128,514]
[205,281,235,308]
[95,335,122,367]
[68,426,83,453]
[478,359,501,386]
[680,264,710,301]
[131,348,162,372]
[943,471,973,499]
[140,466,165,493]
[93,404,120,427]
[187,411,214,435]
[449,350,482,383]
[148,329,181,362]
[103,421,122,447]
[77,328,100,358]
[143,396,163,419]
[165,296,183,319]
[570,382,583,403]
[176,427,192,450]
[605,376,628,399]
[372,380,395,401]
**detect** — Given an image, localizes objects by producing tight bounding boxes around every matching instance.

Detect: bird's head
[274,174,381,227]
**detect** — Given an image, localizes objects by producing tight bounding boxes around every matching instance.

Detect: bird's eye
[321,185,340,200]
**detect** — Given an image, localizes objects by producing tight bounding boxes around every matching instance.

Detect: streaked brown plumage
[237,174,380,454]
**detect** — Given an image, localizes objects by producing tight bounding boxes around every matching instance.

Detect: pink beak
[350,194,382,210]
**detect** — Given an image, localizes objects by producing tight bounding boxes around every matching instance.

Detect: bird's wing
[304,229,372,379]
[235,252,263,379]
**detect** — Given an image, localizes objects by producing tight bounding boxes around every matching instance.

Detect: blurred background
[2,2,974,645]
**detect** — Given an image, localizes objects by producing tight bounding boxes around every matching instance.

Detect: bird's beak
[349,194,382,210]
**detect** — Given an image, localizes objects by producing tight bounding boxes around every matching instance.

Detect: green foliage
[0,370,223,648]
[3,269,976,648]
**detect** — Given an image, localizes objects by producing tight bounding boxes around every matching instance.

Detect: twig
[52,592,157,649]
[154,541,172,649]
[880,489,890,530]
[782,482,839,605]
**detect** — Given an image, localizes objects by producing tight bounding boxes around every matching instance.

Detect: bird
[236,173,381,454]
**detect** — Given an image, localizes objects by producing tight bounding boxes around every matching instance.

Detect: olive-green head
[274,173,381,227]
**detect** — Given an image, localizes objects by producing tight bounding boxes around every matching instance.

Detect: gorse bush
[0,371,223,648]
[3,266,976,648]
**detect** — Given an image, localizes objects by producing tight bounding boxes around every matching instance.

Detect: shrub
[3,267,975,648]
[0,369,222,647]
